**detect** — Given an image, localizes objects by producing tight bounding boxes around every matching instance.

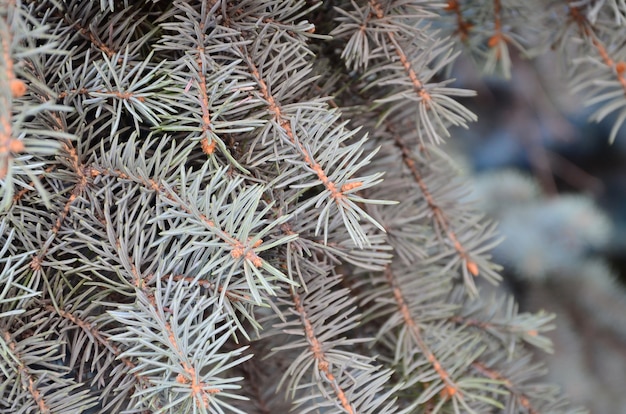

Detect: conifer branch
[242,51,360,209]
[444,0,472,41]
[1,330,51,413]
[364,0,476,144]
[236,49,377,247]
[472,361,539,414]
[109,278,251,413]
[271,270,401,414]
[331,1,477,145]
[487,0,505,55]
[11,165,55,203]
[0,1,605,411]
[42,302,156,412]
[383,264,460,400]
[0,11,26,180]
[543,0,626,142]
[291,286,356,414]
[389,122,480,280]
[93,167,274,271]
[59,13,116,58]
[368,0,427,95]
[568,2,626,94]
[28,143,85,274]
[184,1,236,166]
[449,289,555,352]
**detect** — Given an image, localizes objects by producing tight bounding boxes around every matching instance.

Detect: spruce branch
[268,271,403,414]
[470,354,587,414]
[358,120,502,294]
[0,0,610,412]
[566,0,626,142]
[443,1,472,42]
[333,0,477,145]
[449,288,556,354]
[91,139,298,307]
[109,278,251,413]
[390,123,481,281]
[235,28,390,247]
[1,1,68,210]
[155,0,260,173]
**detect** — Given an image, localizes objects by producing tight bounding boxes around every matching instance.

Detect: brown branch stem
[389,123,479,276]
[292,287,355,413]
[384,265,461,399]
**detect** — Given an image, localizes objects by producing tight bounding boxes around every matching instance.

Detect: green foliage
[2,0,623,412]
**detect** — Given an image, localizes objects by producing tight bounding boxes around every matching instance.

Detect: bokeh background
[448,51,626,413]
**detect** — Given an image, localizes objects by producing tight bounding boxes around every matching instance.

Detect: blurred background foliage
[448,50,626,413]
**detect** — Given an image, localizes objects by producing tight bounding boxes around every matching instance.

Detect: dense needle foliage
[2,0,624,412]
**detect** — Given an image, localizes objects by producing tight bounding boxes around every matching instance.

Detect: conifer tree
[2,0,623,412]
